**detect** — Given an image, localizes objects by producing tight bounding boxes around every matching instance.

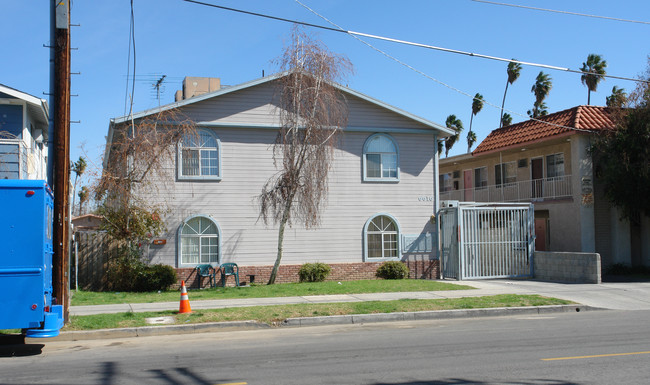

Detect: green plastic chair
[195,264,216,288]
[219,263,240,287]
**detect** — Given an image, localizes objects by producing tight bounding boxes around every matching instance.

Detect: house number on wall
[418,196,434,202]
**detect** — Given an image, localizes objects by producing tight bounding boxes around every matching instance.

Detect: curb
[41,320,270,342]
[282,304,599,327]
[36,304,601,342]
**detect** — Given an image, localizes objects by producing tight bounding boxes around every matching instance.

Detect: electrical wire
[472,0,650,26]
[294,0,595,133]
[180,0,623,134]
[122,2,133,116]
[123,0,137,118]
[180,0,648,84]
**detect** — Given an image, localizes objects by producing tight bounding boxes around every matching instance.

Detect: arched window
[178,215,220,266]
[178,129,221,180]
[363,134,399,182]
[364,214,400,261]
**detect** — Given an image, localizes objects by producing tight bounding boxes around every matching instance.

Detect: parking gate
[440,202,534,280]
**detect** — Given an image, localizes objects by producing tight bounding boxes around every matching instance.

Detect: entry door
[531,158,543,198]
[534,218,547,251]
[463,170,473,201]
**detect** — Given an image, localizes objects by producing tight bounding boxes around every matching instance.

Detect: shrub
[298,262,332,282]
[107,245,145,292]
[107,245,177,292]
[376,261,410,280]
[136,264,177,292]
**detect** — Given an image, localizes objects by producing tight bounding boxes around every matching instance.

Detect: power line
[181,0,649,84]
[123,0,137,116]
[294,0,594,134]
[472,0,650,26]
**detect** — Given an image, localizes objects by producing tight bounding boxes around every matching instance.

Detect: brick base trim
[175,260,440,289]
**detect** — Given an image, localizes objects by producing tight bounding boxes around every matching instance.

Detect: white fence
[440,175,573,203]
[440,202,535,280]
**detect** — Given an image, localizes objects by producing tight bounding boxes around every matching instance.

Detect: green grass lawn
[63,294,573,331]
[71,279,475,306]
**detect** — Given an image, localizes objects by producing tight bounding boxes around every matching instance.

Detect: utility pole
[52,0,71,321]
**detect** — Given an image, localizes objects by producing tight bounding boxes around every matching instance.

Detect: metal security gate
[440,202,534,280]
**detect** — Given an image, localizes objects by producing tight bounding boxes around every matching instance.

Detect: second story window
[178,129,221,180]
[439,173,453,192]
[474,167,487,189]
[546,153,564,178]
[363,134,399,182]
[495,162,516,186]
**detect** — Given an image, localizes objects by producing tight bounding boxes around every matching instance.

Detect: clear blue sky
[4,1,649,188]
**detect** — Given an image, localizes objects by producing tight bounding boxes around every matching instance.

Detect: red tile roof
[473,106,617,155]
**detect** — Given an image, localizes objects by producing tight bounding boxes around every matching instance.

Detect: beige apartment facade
[440,106,650,268]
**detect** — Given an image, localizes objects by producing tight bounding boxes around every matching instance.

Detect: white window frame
[546,153,565,179]
[177,129,222,181]
[474,166,488,189]
[362,133,400,182]
[363,214,401,261]
[177,215,221,267]
[495,161,517,186]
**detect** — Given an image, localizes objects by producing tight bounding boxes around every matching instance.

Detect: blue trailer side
[0,179,64,337]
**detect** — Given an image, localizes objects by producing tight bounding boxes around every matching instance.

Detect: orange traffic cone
[178,280,192,314]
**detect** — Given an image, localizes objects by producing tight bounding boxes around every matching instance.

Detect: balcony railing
[0,139,45,180]
[440,174,573,203]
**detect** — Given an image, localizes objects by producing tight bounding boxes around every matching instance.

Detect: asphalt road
[2,310,650,385]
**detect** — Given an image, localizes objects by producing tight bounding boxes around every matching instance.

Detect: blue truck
[0,180,64,338]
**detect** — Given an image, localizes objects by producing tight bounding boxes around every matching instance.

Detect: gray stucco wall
[534,251,601,283]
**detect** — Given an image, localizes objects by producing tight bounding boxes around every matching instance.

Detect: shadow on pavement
[0,334,44,357]
[602,274,650,283]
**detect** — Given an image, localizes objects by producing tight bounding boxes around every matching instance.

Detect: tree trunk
[500,82,509,127]
[268,199,293,284]
[467,114,474,153]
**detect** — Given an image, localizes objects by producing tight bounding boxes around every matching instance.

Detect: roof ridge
[572,106,582,128]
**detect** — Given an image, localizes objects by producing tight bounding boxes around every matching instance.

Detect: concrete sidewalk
[69,279,650,316]
[47,279,650,341]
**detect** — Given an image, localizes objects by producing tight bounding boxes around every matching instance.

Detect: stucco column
[433,134,440,262]
[572,134,596,252]
[433,134,440,215]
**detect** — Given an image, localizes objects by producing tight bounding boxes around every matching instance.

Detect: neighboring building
[0,84,49,180]
[103,74,453,285]
[440,105,650,268]
[71,214,104,232]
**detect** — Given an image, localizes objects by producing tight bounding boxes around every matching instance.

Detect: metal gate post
[457,205,464,280]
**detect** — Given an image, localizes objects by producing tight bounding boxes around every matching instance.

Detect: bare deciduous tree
[96,108,197,244]
[259,28,352,284]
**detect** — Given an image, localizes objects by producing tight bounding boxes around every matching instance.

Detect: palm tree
[501,112,513,127]
[444,114,463,157]
[606,86,627,108]
[500,60,522,127]
[531,71,552,106]
[71,157,87,216]
[78,186,89,215]
[528,72,552,119]
[466,131,477,153]
[467,93,484,152]
[580,54,607,105]
[527,101,549,118]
